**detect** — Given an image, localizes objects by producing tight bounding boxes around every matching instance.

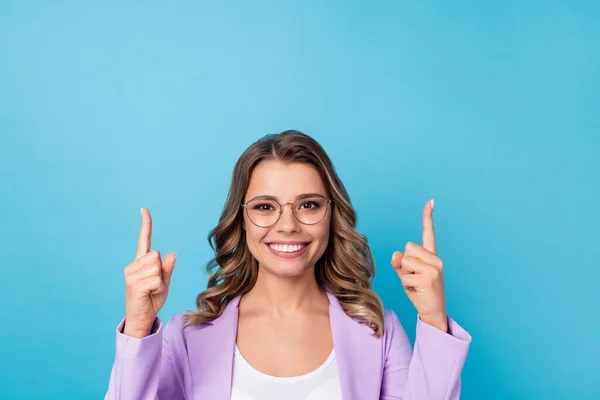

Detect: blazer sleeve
[380,310,472,400]
[104,313,186,400]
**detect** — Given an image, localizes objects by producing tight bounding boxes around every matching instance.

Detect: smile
[265,242,312,259]
[268,243,307,252]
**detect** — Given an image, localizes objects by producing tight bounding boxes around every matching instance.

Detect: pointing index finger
[422,199,436,255]
[136,207,152,259]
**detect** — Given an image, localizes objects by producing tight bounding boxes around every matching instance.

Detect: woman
[105,130,471,400]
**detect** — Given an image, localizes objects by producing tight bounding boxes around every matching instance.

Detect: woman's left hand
[390,199,448,333]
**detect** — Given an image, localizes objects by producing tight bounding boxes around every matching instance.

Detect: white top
[231,345,342,400]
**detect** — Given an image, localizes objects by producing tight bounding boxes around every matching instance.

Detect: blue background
[1,1,598,398]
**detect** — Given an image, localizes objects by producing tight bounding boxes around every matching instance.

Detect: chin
[260,260,314,278]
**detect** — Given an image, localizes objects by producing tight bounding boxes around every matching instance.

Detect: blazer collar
[326,291,383,399]
[184,292,382,400]
[185,296,241,399]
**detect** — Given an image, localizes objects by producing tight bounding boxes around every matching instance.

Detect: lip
[266,240,312,245]
[265,242,312,259]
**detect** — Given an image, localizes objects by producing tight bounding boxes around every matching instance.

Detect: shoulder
[380,309,414,367]
[157,310,214,352]
[160,310,190,328]
[382,309,410,345]
[161,310,209,337]
[383,309,403,333]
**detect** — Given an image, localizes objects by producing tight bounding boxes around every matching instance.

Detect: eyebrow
[247,193,327,202]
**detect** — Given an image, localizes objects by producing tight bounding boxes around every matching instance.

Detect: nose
[275,203,300,233]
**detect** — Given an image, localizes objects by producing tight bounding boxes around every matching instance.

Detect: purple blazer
[105,292,471,399]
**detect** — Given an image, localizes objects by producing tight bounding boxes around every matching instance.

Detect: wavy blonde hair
[184,130,385,336]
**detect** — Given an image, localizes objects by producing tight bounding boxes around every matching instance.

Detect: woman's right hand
[122,207,177,338]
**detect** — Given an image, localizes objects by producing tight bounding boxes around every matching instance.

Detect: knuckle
[124,262,135,275]
[125,276,135,289]
[150,249,161,260]
[405,242,416,253]
[429,267,441,280]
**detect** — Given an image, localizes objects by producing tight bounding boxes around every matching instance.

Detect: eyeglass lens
[245,196,329,226]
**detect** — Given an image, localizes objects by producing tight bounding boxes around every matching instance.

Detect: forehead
[245,160,328,201]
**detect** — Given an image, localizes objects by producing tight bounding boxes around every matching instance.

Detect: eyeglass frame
[240,193,333,227]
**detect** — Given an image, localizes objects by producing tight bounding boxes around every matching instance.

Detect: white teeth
[269,243,307,253]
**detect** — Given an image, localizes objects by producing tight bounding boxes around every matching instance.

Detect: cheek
[310,225,331,255]
[244,225,267,258]
[245,225,259,245]
[319,215,332,242]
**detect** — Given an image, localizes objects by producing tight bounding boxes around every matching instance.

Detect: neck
[243,266,327,314]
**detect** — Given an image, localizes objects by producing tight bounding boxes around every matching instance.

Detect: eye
[253,203,276,211]
[300,201,320,209]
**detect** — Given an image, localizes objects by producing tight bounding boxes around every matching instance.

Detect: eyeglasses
[241,194,333,228]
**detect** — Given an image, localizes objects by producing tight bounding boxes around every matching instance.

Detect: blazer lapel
[183,292,382,400]
[327,291,383,400]
[185,296,241,400]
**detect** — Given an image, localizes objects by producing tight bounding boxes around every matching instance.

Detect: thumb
[390,251,405,275]
[161,252,176,288]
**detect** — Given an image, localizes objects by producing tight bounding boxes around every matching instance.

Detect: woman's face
[242,160,332,278]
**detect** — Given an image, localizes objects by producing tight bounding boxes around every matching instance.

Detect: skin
[123,207,176,338]
[390,199,449,333]
[121,161,449,376]
[236,160,334,377]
